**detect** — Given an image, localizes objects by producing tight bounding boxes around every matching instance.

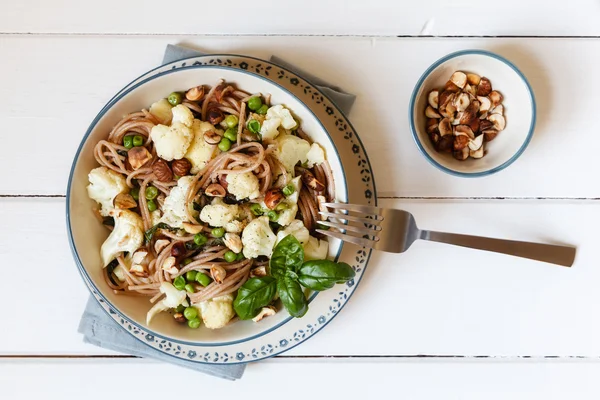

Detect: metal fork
[317,203,576,267]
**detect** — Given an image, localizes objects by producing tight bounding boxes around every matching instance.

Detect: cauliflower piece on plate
[260,117,282,140]
[226,172,260,200]
[194,294,235,329]
[199,198,239,227]
[87,167,128,217]
[267,105,296,130]
[160,176,195,228]
[149,98,173,125]
[306,143,325,168]
[303,236,329,261]
[100,209,144,266]
[150,106,195,161]
[241,216,277,258]
[146,282,189,325]
[275,135,311,173]
[185,120,219,174]
[276,219,310,245]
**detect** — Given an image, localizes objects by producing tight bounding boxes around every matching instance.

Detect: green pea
[218,137,232,152]
[224,127,237,142]
[194,233,208,246]
[275,202,288,211]
[147,199,157,212]
[196,272,212,287]
[123,135,134,149]
[236,252,245,261]
[247,119,260,134]
[247,96,263,111]
[267,210,279,222]
[257,104,269,115]
[224,114,239,128]
[183,306,198,320]
[130,187,140,201]
[173,276,186,291]
[188,317,201,329]
[224,251,237,263]
[132,135,144,147]
[185,270,197,282]
[184,283,195,293]
[175,304,185,313]
[250,203,264,216]
[182,258,192,266]
[282,184,295,197]
[168,92,183,106]
[316,223,330,231]
[145,186,158,200]
[211,227,225,238]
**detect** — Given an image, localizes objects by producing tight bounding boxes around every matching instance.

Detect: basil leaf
[277,276,308,318]
[144,222,176,242]
[269,235,304,279]
[298,260,356,291]
[233,277,277,320]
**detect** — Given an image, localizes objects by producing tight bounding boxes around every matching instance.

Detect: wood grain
[1,0,600,36]
[1,36,600,197]
[2,198,597,356]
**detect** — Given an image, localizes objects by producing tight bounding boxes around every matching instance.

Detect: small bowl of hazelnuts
[409,49,536,177]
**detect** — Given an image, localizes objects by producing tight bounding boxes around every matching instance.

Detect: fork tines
[316,203,382,247]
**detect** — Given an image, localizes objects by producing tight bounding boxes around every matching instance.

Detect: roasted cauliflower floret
[87,167,129,217]
[100,209,144,266]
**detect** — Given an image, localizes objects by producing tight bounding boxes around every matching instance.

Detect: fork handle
[421,230,576,267]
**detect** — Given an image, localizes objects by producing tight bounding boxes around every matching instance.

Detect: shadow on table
[488,43,556,144]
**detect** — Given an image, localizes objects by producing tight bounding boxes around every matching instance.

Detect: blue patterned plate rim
[66,54,376,363]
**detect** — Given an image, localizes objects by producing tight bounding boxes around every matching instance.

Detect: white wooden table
[2,1,600,397]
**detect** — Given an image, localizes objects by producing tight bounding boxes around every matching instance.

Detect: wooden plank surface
[1,36,600,198]
[1,358,600,398]
[1,0,600,36]
[1,198,596,356]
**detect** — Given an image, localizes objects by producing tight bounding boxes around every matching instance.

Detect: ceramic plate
[68,55,376,364]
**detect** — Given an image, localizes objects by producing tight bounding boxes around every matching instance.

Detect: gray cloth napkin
[79,43,356,380]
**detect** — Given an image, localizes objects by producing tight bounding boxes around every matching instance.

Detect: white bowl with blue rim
[66,55,376,364]
[409,49,536,177]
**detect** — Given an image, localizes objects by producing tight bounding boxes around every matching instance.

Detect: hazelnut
[128,146,152,170]
[425,106,441,119]
[252,306,277,322]
[453,147,469,161]
[426,118,439,133]
[205,183,226,197]
[470,145,485,159]
[250,266,267,278]
[171,158,192,176]
[182,222,203,234]
[450,71,467,89]
[185,86,205,101]
[264,188,284,210]
[173,312,186,323]
[467,73,481,85]
[218,174,229,190]
[207,108,224,125]
[223,233,243,254]
[301,169,326,192]
[491,104,504,116]
[453,135,469,151]
[489,91,503,107]
[436,135,453,153]
[171,242,186,258]
[444,80,461,93]
[130,264,148,277]
[468,117,480,134]
[438,91,453,110]
[204,130,223,145]
[114,193,137,209]
[455,125,475,140]
[154,239,170,254]
[477,96,491,113]
[438,118,453,136]
[479,120,493,131]
[483,129,499,142]
[459,100,479,125]
[210,265,227,284]
[477,77,492,96]
[152,159,173,182]
[428,90,439,109]
[468,135,484,151]
[429,131,440,146]
[488,114,506,131]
